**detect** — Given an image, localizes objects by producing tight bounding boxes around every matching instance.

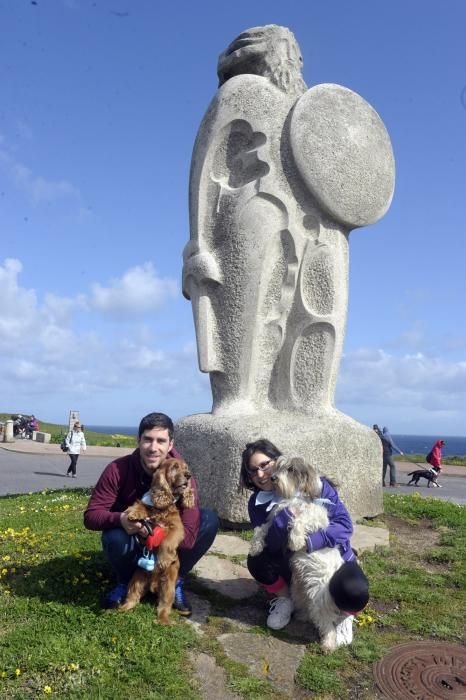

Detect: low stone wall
[34,432,51,444]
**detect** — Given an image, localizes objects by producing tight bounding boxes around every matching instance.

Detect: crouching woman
[240,439,369,638]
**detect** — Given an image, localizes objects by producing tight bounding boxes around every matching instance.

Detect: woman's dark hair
[138,412,174,440]
[239,438,282,491]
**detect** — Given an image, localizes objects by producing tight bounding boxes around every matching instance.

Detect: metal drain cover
[373,641,466,699]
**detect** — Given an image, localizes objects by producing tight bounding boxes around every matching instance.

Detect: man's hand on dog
[120,511,150,537]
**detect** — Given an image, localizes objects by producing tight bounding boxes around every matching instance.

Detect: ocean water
[391,435,466,458]
[86,425,466,457]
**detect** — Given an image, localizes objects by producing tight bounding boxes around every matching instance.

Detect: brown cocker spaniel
[118,458,194,623]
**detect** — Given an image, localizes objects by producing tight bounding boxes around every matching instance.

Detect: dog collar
[141,490,152,506]
[255,491,282,511]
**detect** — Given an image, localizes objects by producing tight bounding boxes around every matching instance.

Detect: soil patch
[382,514,440,556]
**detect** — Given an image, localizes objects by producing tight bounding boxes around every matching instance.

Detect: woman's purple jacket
[248,478,355,563]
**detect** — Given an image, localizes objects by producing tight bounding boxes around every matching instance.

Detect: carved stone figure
[177,25,395,523]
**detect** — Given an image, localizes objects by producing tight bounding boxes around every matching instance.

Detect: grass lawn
[0,491,465,699]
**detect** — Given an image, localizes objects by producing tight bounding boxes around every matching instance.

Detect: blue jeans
[382,455,397,485]
[102,508,219,585]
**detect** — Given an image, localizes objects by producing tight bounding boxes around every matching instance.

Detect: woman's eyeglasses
[246,459,275,477]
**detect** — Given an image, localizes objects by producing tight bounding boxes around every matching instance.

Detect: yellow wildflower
[2,556,10,561]
[43,686,52,694]
[15,668,21,676]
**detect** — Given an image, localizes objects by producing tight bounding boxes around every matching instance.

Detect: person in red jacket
[84,412,218,614]
[428,439,445,471]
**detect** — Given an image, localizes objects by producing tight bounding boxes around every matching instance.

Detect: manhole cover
[373,641,466,699]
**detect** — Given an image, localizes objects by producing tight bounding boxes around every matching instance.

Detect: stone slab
[34,432,51,444]
[352,523,389,553]
[188,652,242,700]
[176,410,383,524]
[193,554,259,599]
[219,631,306,698]
[210,534,251,557]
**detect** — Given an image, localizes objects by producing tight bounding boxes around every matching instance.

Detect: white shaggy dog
[249,456,353,652]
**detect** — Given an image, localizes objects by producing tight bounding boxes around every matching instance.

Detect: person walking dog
[66,421,86,478]
[380,426,403,487]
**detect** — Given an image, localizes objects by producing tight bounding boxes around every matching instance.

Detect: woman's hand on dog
[265,507,295,553]
[120,511,149,537]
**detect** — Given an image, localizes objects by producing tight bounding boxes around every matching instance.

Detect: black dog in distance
[407,466,442,488]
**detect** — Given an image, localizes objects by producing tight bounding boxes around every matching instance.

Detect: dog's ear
[150,464,174,509]
[301,463,322,499]
[181,486,195,509]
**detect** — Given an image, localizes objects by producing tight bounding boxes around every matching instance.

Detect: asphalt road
[0,449,112,495]
[385,476,466,506]
[0,449,465,506]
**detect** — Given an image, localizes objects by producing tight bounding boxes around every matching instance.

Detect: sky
[1,0,465,435]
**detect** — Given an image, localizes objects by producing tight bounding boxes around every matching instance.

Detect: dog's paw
[156,559,169,573]
[126,503,147,521]
[156,555,176,573]
[320,629,337,654]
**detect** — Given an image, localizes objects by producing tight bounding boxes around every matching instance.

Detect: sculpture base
[175,409,382,524]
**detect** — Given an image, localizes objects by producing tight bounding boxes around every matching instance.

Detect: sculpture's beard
[217,25,307,98]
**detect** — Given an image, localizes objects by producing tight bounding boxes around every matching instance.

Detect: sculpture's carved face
[217,24,306,96]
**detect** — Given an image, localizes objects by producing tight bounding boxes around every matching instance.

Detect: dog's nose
[270,474,277,482]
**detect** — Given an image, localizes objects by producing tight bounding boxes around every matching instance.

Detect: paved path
[0,442,464,505]
[2,439,465,474]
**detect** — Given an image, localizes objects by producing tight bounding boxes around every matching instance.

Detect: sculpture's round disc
[290,83,395,228]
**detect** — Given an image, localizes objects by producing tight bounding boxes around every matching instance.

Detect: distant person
[13,414,28,438]
[381,426,404,487]
[65,421,86,478]
[427,439,445,474]
[83,411,219,615]
[26,415,39,439]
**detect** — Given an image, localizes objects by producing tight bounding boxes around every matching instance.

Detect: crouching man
[84,411,219,615]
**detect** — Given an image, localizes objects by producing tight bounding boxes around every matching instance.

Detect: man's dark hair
[138,412,174,440]
[239,438,282,491]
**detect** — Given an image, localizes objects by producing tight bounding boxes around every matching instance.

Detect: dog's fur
[249,457,346,652]
[118,458,194,623]
[407,466,441,488]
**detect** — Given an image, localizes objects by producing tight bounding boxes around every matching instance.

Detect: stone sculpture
[177,25,395,523]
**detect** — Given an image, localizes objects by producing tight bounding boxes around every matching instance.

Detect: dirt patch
[381,514,440,556]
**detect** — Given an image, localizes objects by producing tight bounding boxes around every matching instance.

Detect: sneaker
[389,483,400,488]
[72,475,77,479]
[266,596,293,630]
[101,583,128,609]
[335,614,354,647]
[437,484,443,488]
[173,578,192,617]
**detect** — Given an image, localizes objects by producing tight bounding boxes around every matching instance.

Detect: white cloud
[89,263,178,316]
[0,258,205,418]
[337,347,466,431]
[0,147,80,204]
[0,258,38,347]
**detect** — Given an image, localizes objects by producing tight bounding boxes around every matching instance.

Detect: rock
[210,534,251,557]
[352,524,389,553]
[219,631,306,697]
[188,652,242,700]
[193,554,259,599]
